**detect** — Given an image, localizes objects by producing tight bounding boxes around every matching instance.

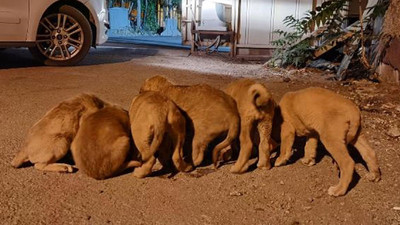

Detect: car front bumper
[85,0,109,45]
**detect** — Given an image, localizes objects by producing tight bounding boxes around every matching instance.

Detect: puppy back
[140,76,173,93]
[72,107,131,180]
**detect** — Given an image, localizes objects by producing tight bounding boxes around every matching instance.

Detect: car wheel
[29,5,92,66]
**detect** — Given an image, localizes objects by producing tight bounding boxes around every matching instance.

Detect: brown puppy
[224,79,276,173]
[140,76,240,167]
[71,106,141,180]
[129,91,192,178]
[11,94,108,173]
[275,87,381,196]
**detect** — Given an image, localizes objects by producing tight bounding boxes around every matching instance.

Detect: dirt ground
[0,44,399,225]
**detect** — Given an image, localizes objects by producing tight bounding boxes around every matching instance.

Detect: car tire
[29,5,92,66]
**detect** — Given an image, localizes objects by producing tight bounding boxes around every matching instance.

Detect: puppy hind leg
[321,137,355,197]
[133,156,156,178]
[212,120,239,168]
[34,163,74,173]
[275,122,295,167]
[191,139,207,167]
[141,129,164,162]
[191,132,213,167]
[116,160,142,175]
[301,136,318,166]
[171,134,193,172]
[32,137,72,172]
[230,121,253,174]
[168,110,193,172]
[352,134,381,182]
[257,120,273,170]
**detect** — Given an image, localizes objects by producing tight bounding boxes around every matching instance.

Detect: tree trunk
[376,0,400,83]
[137,0,142,30]
[143,0,148,28]
[163,4,168,20]
[168,0,172,18]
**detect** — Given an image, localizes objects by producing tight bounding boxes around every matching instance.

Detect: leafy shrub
[268,0,349,68]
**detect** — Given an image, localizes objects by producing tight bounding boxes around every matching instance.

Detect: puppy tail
[249,83,273,108]
[212,117,240,167]
[11,148,29,168]
[142,128,164,162]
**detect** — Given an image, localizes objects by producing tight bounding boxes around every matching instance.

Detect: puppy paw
[132,168,148,178]
[192,156,203,167]
[257,161,271,170]
[65,165,74,173]
[365,172,381,182]
[327,185,346,197]
[181,163,194,173]
[301,157,316,166]
[58,165,73,173]
[230,163,248,174]
[274,157,287,167]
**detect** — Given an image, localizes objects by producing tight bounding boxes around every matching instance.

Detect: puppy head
[140,76,173,93]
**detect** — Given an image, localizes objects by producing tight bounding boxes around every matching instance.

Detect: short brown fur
[224,79,276,173]
[71,106,141,180]
[129,91,192,178]
[140,76,240,167]
[275,87,381,196]
[11,94,108,173]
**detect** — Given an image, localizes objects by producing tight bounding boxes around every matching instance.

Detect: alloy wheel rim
[36,13,84,61]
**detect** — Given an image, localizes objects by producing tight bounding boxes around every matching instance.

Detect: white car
[0,0,109,66]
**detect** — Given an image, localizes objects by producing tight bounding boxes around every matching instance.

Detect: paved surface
[0,44,399,224]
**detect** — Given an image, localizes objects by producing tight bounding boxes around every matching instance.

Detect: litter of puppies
[11,76,381,197]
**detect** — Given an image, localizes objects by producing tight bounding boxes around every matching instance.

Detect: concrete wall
[181,0,324,57]
[236,0,324,55]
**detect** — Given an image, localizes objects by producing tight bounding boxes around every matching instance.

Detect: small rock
[280,180,285,185]
[386,126,400,138]
[396,106,400,112]
[303,206,312,210]
[229,191,243,197]
[283,77,291,83]
[381,103,395,109]
[341,81,351,86]
[201,214,211,222]
[393,206,400,211]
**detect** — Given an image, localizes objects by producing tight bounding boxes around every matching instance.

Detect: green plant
[269,0,350,68]
[268,16,313,67]
[143,0,159,32]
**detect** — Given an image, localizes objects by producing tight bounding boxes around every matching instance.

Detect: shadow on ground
[0,45,159,69]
